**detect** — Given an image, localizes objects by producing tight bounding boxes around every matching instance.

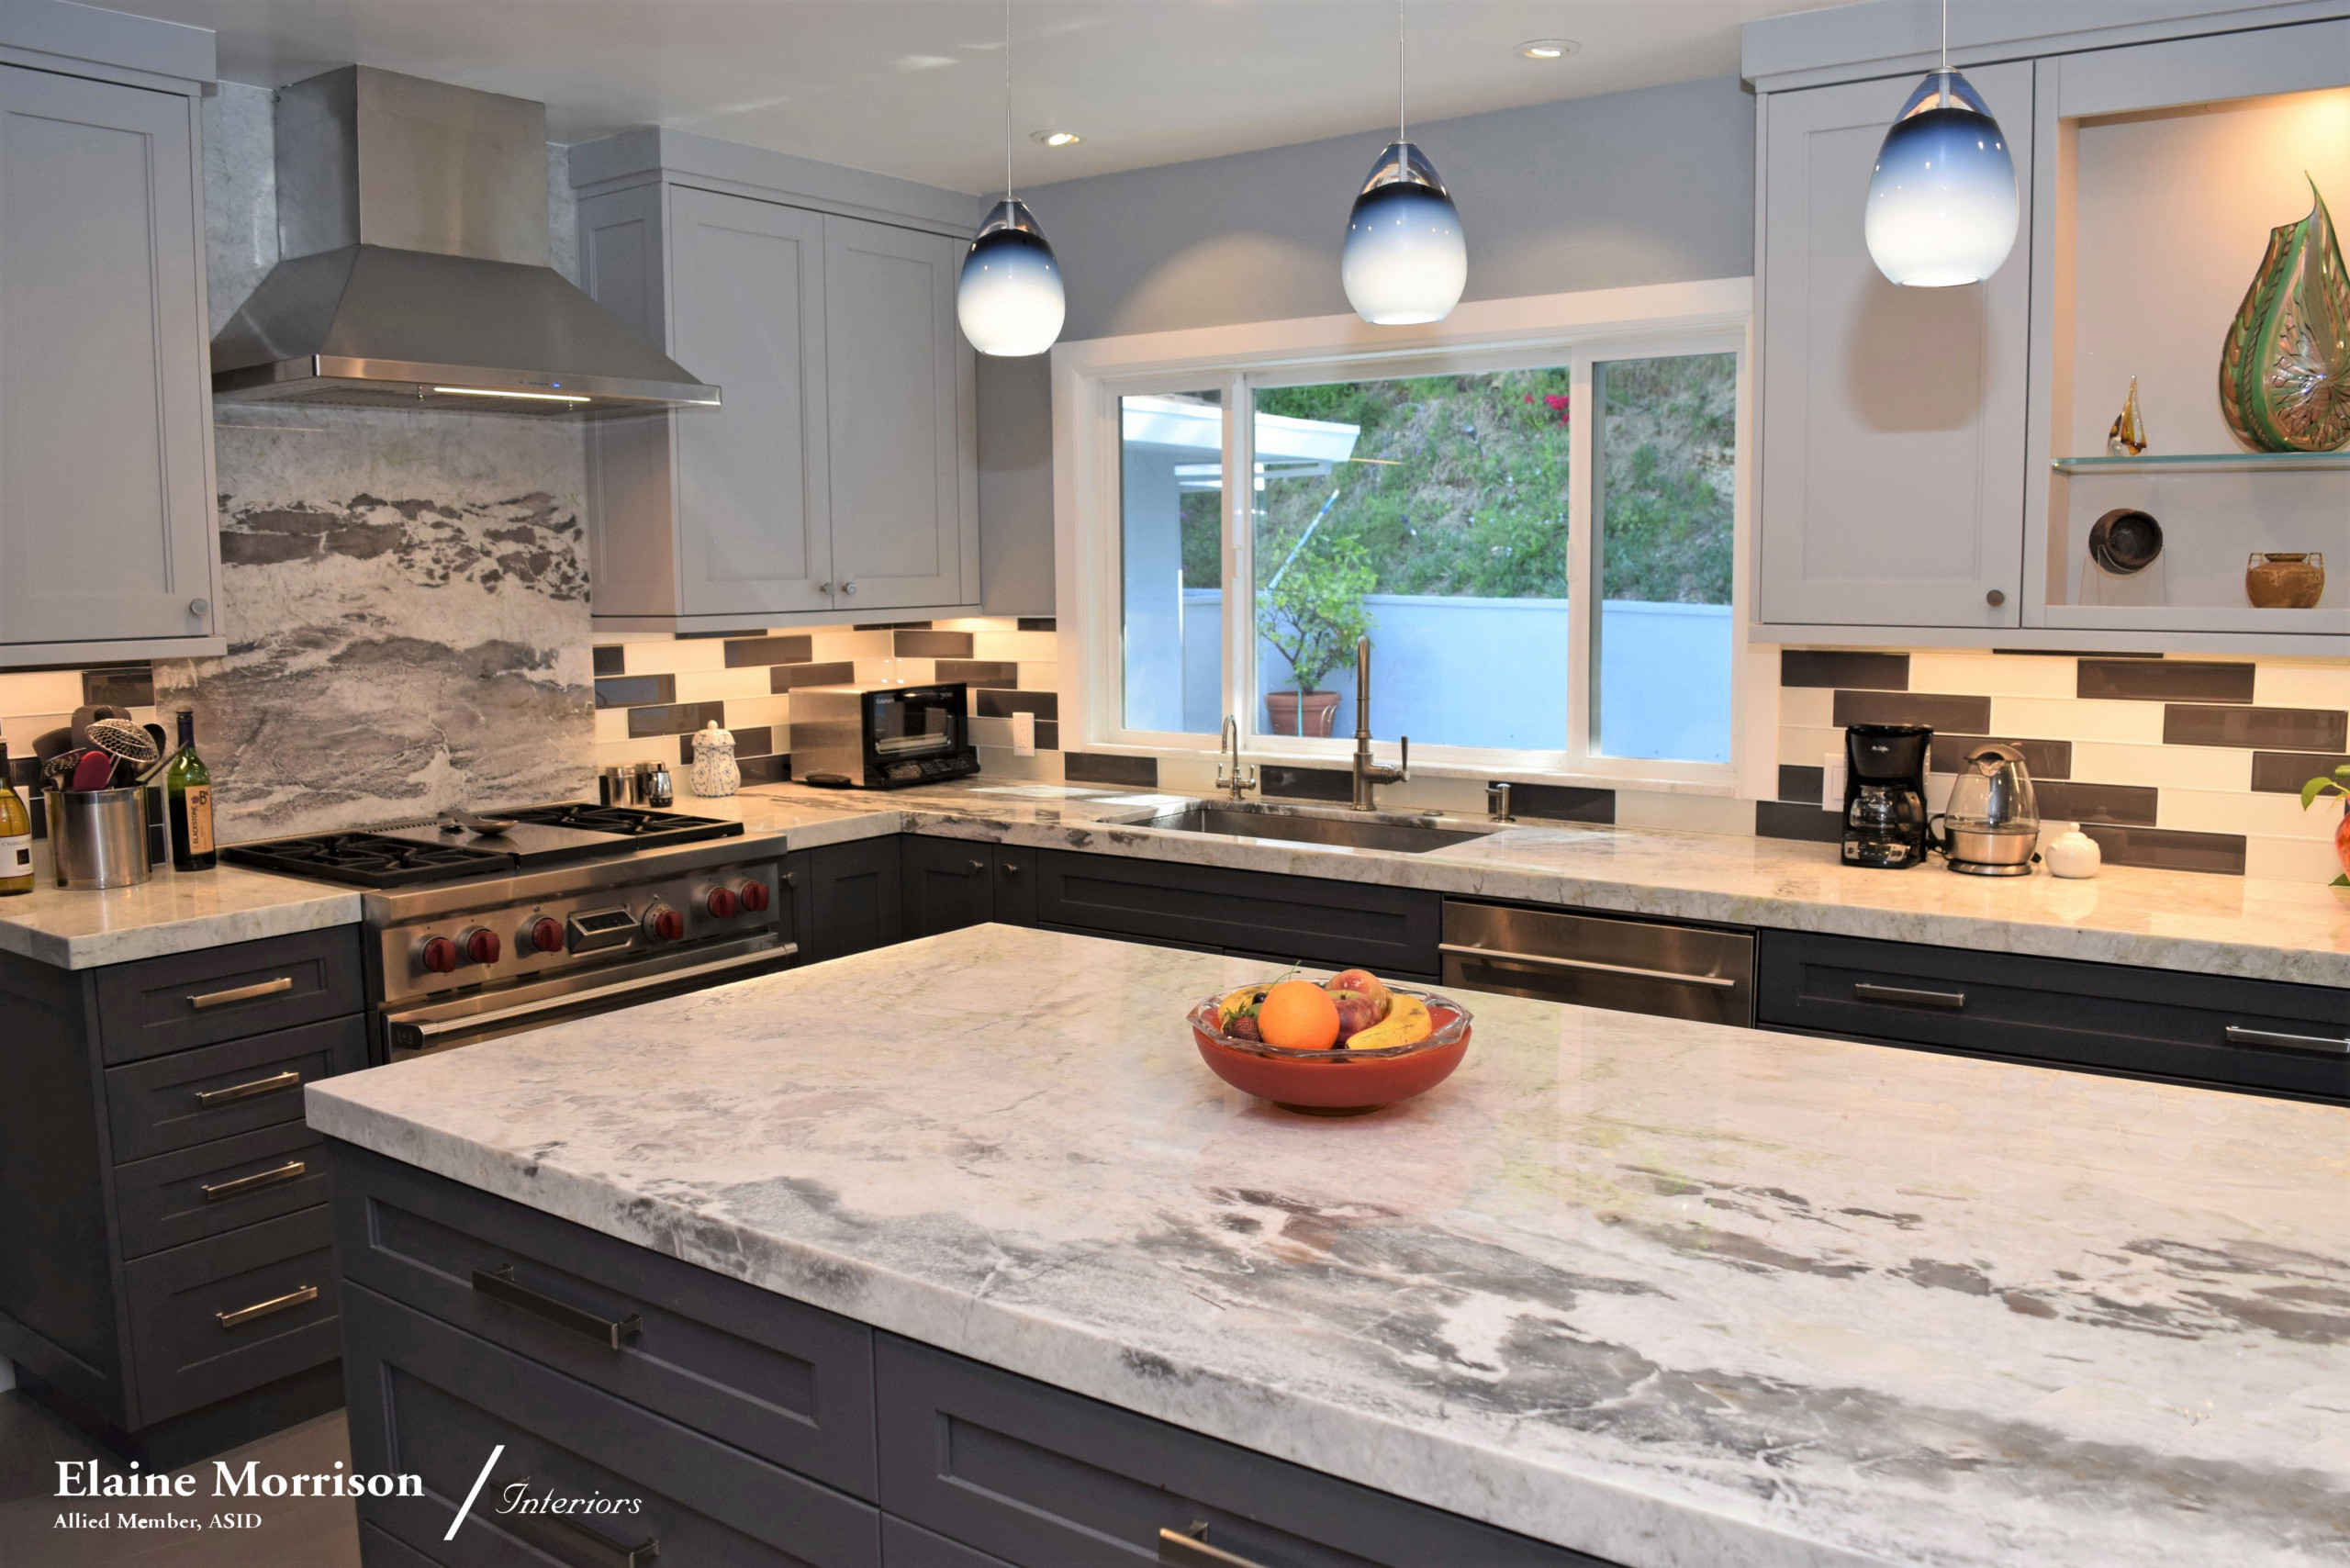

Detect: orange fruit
[1256,980,1340,1050]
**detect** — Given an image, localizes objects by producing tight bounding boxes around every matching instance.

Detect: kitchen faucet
[1350,635,1407,811]
[1217,715,1258,801]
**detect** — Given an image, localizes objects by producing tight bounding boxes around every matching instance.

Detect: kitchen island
[306,924,2350,1568]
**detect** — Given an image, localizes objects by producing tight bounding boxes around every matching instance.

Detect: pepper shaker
[646,761,675,809]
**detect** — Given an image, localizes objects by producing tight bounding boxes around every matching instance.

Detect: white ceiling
[107,0,1821,193]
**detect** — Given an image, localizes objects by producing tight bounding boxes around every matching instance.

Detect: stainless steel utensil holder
[46,786,153,889]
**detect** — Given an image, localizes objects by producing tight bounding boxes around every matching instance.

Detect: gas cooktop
[222,803,744,889]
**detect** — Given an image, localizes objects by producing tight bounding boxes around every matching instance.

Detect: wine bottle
[165,710,217,872]
[0,743,30,895]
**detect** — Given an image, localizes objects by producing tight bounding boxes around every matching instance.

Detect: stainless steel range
[224,804,795,1060]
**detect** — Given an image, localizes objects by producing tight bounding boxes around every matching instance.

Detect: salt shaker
[690,720,740,798]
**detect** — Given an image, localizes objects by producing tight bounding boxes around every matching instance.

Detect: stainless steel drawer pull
[201,1159,308,1202]
[1160,1522,1267,1568]
[473,1264,643,1350]
[193,1070,303,1107]
[2224,1025,2350,1057]
[1438,942,1738,989]
[1852,982,1966,1011]
[217,1283,318,1330]
[535,1508,660,1568]
[187,976,294,1010]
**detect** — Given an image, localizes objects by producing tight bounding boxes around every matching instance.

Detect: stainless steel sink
[1145,808,1493,854]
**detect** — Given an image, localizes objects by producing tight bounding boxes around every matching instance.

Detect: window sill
[1082,742,1740,798]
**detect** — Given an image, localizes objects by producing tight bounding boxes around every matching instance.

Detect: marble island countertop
[306,924,2350,1568]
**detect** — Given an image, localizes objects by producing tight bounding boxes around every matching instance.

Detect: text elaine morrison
[58,1461,423,1500]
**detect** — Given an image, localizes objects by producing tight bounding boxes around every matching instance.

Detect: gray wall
[978,73,1756,613]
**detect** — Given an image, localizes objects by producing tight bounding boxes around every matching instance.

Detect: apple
[1325,969,1392,1014]
[1329,991,1384,1043]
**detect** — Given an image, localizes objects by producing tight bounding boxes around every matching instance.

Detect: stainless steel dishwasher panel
[1441,902,1755,1026]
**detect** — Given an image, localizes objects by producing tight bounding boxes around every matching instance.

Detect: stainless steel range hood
[211,67,719,416]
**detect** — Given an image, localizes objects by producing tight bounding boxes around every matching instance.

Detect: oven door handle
[384,943,799,1051]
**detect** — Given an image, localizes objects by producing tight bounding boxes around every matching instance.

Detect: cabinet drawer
[1756,931,2350,1100]
[105,1014,365,1162]
[881,1516,1013,1568]
[344,1283,880,1568]
[875,1334,1608,1568]
[122,1204,340,1426]
[96,926,364,1064]
[114,1123,330,1260]
[332,1143,878,1502]
[1034,852,1441,979]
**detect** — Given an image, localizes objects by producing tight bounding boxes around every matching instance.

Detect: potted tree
[1257,539,1374,737]
[2304,762,2350,887]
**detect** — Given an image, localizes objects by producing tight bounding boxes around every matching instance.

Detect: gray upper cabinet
[0,41,218,663]
[824,217,977,611]
[1757,61,2034,631]
[573,129,981,631]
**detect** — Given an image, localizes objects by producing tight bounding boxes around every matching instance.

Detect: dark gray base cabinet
[1758,930,2350,1102]
[798,838,905,963]
[1032,850,1442,980]
[330,1142,1616,1568]
[902,838,1036,939]
[0,927,366,1465]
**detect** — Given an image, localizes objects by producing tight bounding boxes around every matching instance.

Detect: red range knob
[462,927,501,965]
[528,917,565,954]
[419,935,459,975]
[737,879,770,913]
[706,887,740,920]
[644,905,684,943]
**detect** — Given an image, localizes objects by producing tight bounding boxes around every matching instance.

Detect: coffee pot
[1935,743,2040,876]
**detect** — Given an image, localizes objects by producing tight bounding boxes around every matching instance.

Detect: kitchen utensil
[142,722,169,756]
[1841,723,1932,868]
[31,726,73,771]
[438,807,516,835]
[2245,551,2324,609]
[69,750,117,792]
[1934,742,2040,876]
[2087,509,2164,575]
[86,717,160,766]
[1186,984,1472,1114]
[44,786,153,889]
[68,704,125,749]
[42,748,84,788]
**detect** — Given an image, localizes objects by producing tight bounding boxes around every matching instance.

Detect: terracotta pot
[2246,552,2325,610]
[1263,689,1340,738]
[2336,806,2349,884]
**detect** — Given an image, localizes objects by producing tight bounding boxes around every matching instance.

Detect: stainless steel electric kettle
[1934,743,2040,876]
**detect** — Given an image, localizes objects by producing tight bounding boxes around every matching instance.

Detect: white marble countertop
[306,924,2350,1568]
[0,848,363,969]
[738,781,2350,990]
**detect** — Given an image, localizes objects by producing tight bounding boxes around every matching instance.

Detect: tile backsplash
[592,618,1063,788]
[1762,649,2349,881]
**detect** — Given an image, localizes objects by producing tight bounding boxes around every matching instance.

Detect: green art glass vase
[2218,178,2350,453]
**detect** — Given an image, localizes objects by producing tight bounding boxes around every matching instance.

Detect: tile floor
[0,1393,360,1567]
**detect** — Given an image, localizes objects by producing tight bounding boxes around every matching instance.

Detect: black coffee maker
[1842,723,1931,868]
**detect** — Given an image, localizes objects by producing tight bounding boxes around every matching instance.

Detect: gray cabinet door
[672,185,834,617]
[1758,62,2032,629]
[823,216,977,612]
[0,64,213,649]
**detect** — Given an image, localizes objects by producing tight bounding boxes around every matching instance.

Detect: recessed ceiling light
[1515,39,1579,61]
[1029,129,1080,147]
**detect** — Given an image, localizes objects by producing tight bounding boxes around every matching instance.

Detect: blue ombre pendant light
[1342,4,1465,324]
[957,0,1065,356]
[1863,0,2018,287]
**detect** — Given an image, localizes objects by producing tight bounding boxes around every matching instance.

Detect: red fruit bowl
[1186,986,1473,1115]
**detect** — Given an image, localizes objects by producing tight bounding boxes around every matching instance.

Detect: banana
[1342,993,1432,1051]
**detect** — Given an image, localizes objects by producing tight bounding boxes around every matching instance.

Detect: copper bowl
[1185,985,1472,1115]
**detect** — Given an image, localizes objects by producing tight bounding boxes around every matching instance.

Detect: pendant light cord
[1005,0,1014,202]
[1937,0,1950,106]
[1397,0,1406,143]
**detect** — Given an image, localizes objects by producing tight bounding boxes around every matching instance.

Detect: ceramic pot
[2245,552,2325,610]
[689,721,740,798]
[2336,806,2350,883]
[1263,690,1341,738]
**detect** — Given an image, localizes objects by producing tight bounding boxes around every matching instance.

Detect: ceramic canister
[690,721,740,798]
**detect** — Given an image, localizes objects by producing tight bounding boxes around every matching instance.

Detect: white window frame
[1051,277,1766,795]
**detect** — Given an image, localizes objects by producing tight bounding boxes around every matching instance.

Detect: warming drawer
[1440,902,1755,1027]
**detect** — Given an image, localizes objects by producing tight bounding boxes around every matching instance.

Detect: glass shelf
[2053,451,2350,473]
